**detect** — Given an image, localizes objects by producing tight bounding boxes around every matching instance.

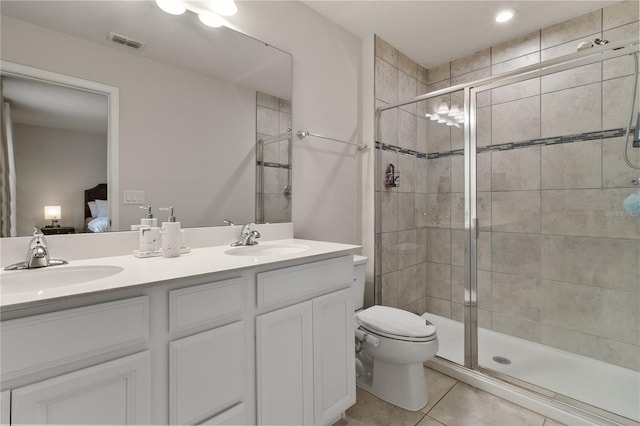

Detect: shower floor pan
[423,312,640,422]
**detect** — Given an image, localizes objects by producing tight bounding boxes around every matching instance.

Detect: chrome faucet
[230,223,261,246]
[4,228,68,270]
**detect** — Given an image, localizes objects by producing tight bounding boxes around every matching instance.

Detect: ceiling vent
[107,32,146,50]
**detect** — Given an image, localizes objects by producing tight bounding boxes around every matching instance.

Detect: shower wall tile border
[375,127,631,160]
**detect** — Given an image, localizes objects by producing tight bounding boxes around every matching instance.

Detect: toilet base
[356,358,428,411]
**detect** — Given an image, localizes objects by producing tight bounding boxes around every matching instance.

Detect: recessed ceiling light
[495,9,514,23]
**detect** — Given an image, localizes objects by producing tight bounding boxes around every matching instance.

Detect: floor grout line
[423,376,460,419]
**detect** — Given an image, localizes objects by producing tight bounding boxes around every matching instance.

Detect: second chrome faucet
[231,223,261,247]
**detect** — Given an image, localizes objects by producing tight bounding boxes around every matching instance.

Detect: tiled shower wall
[375,1,640,371]
[256,92,292,223]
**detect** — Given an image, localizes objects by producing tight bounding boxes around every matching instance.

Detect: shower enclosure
[256,92,292,224]
[375,38,640,423]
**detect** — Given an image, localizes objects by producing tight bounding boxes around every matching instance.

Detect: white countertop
[0,239,359,309]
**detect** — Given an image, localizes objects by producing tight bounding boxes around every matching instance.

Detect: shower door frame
[376,38,639,419]
[464,40,639,370]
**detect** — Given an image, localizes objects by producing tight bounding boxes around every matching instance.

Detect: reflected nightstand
[41,226,75,235]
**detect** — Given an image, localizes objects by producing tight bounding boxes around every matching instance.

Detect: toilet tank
[352,255,368,311]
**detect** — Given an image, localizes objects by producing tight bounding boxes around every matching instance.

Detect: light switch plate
[123,190,145,204]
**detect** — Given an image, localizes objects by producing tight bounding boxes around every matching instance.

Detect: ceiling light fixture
[209,0,238,16]
[448,104,460,117]
[199,11,224,27]
[495,9,514,23]
[155,0,186,15]
[436,100,449,115]
[156,0,236,28]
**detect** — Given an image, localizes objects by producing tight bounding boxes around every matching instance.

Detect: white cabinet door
[313,288,355,425]
[1,390,9,425]
[256,301,314,425]
[169,321,245,425]
[11,351,150,425]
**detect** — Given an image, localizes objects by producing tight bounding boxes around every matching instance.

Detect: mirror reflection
[0,0,292,237]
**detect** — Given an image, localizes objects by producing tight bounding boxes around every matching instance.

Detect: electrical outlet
[123,190,145,204]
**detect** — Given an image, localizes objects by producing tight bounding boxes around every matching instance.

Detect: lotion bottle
[160,207,181,258]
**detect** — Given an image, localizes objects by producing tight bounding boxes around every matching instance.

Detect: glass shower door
[375,87,468,367]
[419,88,469,366]
[470,52,640,422]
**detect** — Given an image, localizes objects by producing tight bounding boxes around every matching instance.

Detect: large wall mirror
[0,1,292,237]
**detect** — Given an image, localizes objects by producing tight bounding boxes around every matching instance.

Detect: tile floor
[335,367,565,426]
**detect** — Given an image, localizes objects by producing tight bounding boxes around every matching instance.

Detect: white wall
[13,123,107,235]
[1,16,256,231]
[225,1,363,245]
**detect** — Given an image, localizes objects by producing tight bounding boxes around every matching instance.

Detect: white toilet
[352,255,438,411]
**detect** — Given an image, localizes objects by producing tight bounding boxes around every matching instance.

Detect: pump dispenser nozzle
[140,205,154,218]
[159,207,176,222]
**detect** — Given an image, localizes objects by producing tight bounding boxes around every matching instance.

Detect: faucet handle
[241,223,255,235]
[31,227,47,247]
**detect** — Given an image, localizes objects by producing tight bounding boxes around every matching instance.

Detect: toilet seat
[356,305,436,343]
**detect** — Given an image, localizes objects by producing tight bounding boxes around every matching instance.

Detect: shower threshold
[422,312,640,422]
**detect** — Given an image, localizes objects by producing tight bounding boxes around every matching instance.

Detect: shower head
[577,38,609,51]
[577,41,594,51]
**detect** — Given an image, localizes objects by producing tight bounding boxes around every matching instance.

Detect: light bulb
[199,12,224,27]
[209,0,238,16]
[155,0,186,15]
[448,104,460,116]
[436,100,449,115]
[446,121,454,126]
[429,114,440,121]
[437,118,447,124]
[495,9,514,23]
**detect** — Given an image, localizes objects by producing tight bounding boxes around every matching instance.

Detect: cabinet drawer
[169,321,245,425]
[198,403,245,425]
[257,255,352,309]
[169,278,244,334]
[1,296,148,382]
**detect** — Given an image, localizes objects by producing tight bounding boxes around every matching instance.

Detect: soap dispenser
[160,207,181,258]
[131,205,157,231]
[140,205,157,228]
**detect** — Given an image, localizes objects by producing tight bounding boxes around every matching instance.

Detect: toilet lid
[356,306,436,341]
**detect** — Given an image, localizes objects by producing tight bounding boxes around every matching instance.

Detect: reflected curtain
[0,78,17,237]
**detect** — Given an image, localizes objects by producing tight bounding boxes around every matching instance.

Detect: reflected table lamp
[44,205,61,228]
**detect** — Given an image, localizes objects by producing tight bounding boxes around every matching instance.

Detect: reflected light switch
[123,190,145,205]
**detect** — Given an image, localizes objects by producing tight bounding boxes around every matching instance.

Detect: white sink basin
[224,244,309,257]
[1,265,124,295]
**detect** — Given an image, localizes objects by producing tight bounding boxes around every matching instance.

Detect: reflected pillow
[88,201,98,218]
[95,199,109,218]
[87,216,109,232]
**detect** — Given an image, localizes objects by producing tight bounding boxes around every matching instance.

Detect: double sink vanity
[0,233,359,425]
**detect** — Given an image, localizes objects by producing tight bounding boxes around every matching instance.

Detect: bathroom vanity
[0,239,358,425]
